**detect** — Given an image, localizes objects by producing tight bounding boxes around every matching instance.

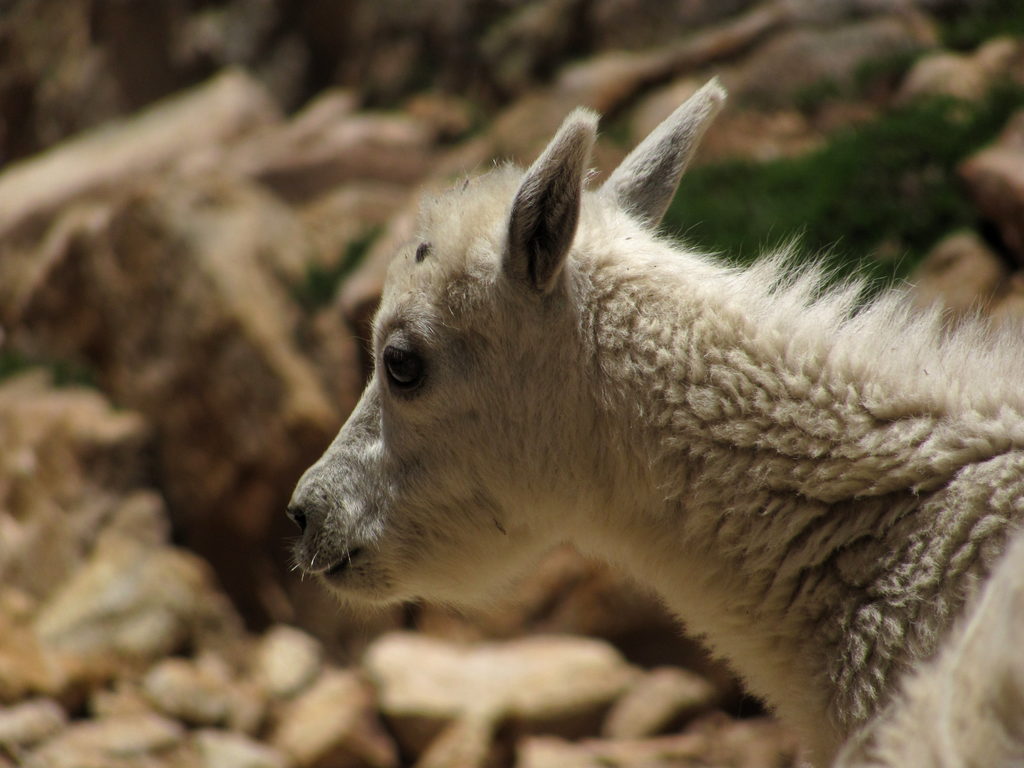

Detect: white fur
[289,80,1024,766]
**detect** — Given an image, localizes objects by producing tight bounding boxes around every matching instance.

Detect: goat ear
[601,78,725,227]
[506,108,598,292]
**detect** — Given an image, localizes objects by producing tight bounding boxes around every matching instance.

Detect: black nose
[286,505,307,533]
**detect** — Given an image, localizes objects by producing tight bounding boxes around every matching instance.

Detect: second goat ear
[601,78,726,228]
[505,108,599,293]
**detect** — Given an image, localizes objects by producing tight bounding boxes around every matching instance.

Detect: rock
[960,110,1024,265]
[909,231,1008,318]
[34,531,240,668]
[0,371,153,601]
[0,699,67,750]
[224,90,436,204]
[255,624,324,700]
[0,68,279,239]
[898,37,1024,103]
[194,729,289,768]
[0,623,62,707]
[25,713,186,768]
[603,667,719,740]
[269,667,397,768]
[991,273,1024,325]
[142,654,265,733]
[364,632,640,757]
[724,14,936,106]
[1,171,359,625]
[517,714,801,768]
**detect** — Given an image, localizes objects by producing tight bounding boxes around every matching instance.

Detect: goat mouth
[324,548,365,579]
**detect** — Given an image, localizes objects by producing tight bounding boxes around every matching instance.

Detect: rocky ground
[2,1,1024,766]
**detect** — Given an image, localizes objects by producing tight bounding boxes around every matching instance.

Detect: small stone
[143,654,265,732]
[26,713,185,766]
[255,624,323,700]
[194,729,289,768]
[909,231,1008,319]
[603,667,719,739]
[34,532,225,664]
[517,715,800,768]
[0,699,67,749]
[365,632,639,756]
[270,667,397,768]
[898,38,1022,104]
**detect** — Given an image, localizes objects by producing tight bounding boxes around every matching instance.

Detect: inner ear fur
[505,108,598,293]
[600,78,726,227]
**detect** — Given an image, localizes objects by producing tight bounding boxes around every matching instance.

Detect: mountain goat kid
[287,80,1024,766]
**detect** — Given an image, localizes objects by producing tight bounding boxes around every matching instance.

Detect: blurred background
[1,0,1022,766]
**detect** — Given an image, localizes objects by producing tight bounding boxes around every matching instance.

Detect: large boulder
[0,170,360,624]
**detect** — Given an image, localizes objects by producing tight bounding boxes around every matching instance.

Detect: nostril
[286,505,307,533]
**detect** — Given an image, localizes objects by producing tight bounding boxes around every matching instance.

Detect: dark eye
[383,345,425,391]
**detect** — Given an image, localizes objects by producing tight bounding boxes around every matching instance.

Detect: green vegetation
[941,0,1024,50]
[293,228,380,312]
[0,349,97,388]
[663,82,1024,288]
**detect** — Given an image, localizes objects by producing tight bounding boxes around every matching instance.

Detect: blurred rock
[224,90,435,204]
[365,632,639,757]
[0,699,67,751]
[143,654,265,733]
[960,110,1024,265]
[724,13,936,106]
[269,668,397,768]
[909,231,1008,317]
[0,68,279,240]
[24,712,186,768]
[0,371,152,601]
[517,714,800,768]
[34,531,242,669]
[255,624,324,700]
[990,273,1024,325]
[194,729,290,768]
[603,667,719,739]
[898,37,1024,103]
[0,171,361,625]
[0,599,68,705]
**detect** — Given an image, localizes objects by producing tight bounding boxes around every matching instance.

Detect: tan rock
[255,625,324,700]
[0,371,153,601]
[603,667,719,739]
[724,14,936,106]
[909,231,1008,318]
[0,604,70,705]
[365,632,639,757]
[25,712,185,768]
[0,68,279,238]
[517,714,800,768]
[193,729,290,768]
[225,91,435,203]
[142,654,266,732]
[269,668,397,768]
[0,699,67,750]
[960,110,1024,265]
[898,37,1023,103]
[34,531,236,666]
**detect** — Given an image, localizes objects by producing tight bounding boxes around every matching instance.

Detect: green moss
[941,0,1024,50]
[293,227,380,312]
[0,349,97,388]
[663,82,1024,289]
